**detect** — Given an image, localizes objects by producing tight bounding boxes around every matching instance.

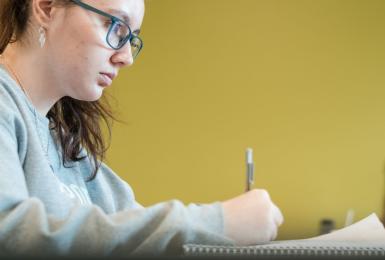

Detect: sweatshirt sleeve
[1,198,234,257]
[0,109,234,257]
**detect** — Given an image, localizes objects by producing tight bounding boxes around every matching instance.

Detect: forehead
[84,0,145,29]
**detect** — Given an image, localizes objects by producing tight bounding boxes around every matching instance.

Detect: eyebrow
[107,9,130,23]
[107,8,141,35]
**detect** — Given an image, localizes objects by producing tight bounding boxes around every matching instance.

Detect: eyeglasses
[71,0,143,60]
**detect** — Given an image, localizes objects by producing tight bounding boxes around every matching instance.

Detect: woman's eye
[104,20,112,28]
[111,22,123,33]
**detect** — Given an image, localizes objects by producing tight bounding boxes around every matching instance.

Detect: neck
[1,43,63,116]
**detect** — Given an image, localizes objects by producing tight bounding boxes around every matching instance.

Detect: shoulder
[0,66,29,143]
[0,66,25,119]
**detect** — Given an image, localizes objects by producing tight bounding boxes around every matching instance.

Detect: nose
[110,42,134,68]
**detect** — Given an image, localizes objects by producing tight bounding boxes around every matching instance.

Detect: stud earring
[38,26,46,48]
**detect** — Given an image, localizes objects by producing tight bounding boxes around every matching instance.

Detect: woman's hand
[221,189,284,245]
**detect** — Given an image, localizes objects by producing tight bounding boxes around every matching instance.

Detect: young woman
[0,0,283,256]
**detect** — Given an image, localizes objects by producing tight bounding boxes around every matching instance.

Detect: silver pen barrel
[248,163,254,191]
[245,148,254,191]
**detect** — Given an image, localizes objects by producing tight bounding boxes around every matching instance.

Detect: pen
[245,148,254,192]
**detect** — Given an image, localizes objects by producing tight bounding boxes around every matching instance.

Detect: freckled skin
[45,0,145,102]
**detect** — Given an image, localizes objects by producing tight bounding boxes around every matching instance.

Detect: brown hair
[0,0,118,181]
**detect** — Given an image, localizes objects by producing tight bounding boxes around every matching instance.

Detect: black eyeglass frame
[71,0,143,57]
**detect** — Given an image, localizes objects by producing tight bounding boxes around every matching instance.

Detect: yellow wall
[105,0,385,239]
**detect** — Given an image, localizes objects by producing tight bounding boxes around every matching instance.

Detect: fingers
[254,189,284,241]
[270,223,278,240]
[272,203,284,226]
[222,188,284,245]
[255,189,284,225]
[269,204,283,241]
[251,189,284,226]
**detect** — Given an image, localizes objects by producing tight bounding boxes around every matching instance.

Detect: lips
[98,72,116,87]
[101,72,116,81]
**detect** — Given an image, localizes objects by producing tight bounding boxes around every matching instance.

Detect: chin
[74,89,104,102]
[88,92,104,102]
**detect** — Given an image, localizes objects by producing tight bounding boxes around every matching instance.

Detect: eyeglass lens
[107,21,142,58]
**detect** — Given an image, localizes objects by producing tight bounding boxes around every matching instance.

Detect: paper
[306,213,385,242]
[183,213,385,256]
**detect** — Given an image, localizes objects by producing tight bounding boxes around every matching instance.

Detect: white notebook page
[306,213,385,242]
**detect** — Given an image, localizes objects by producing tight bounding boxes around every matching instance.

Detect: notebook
[183,213,385,257]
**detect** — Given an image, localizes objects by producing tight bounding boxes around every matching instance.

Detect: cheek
[60,54,104,101]
[46,16,112,98]
[49,16,106,62]
[49,29,106,78]
[61,48,109,97]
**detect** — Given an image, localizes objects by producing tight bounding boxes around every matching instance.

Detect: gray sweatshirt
[0,65,234,257]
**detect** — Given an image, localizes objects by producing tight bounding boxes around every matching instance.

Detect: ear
[31,0,54,29]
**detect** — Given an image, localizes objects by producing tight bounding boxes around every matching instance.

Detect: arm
[0,113,233,257]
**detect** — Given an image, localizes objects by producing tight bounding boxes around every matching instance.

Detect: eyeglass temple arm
[70,0,129,26]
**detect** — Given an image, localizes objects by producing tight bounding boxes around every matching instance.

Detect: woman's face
[46,0,145,101]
